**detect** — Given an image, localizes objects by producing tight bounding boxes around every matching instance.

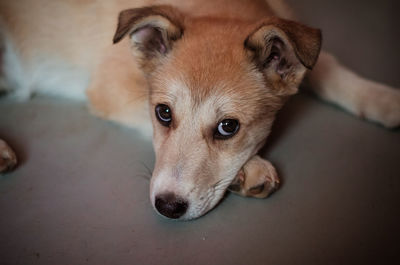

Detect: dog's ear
[245,17,322,95]
[113,5,184,72]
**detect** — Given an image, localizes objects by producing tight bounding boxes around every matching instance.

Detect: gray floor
[1,1,399,265]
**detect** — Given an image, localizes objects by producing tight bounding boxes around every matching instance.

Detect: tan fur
[86,39,152,133]
[1,0,398,219]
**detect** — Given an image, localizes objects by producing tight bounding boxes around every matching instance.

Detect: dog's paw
[359,84,400,128]
[228,156,280,199]
[0,140,17,173]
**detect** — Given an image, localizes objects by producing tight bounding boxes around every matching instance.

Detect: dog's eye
[214,119,240,139]
[155,104,172,126]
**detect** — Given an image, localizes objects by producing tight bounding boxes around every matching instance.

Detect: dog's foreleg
[0,139,17,173]
[306,51,400,128]
[228,155,280,199]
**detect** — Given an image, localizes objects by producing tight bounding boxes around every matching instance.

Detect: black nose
[155,193,188,219]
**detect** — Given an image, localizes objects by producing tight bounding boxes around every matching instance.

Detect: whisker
[139,161,153,176]
[132,161,154,182]
[136,173,151,181]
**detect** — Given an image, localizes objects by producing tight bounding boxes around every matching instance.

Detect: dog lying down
[0,0,399,220]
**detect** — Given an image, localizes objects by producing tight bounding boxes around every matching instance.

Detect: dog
[0,0,399,220]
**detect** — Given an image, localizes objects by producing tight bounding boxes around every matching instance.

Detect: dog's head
[113,5,321,220]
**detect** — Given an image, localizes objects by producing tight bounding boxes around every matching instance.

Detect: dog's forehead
[149,19,283,123]
[173,20,253,89]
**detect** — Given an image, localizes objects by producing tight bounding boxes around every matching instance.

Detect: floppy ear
[245,17,322,95]
[113,5,185,72]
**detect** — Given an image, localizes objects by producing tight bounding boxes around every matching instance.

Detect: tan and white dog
[0,0,399,220]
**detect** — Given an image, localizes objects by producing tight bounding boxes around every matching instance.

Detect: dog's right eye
[155,104,172,127]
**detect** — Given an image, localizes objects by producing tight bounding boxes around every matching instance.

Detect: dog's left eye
[214,119,240,139]
[155,104,172,126]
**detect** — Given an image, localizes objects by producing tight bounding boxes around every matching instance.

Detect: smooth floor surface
[1,1,400,264]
